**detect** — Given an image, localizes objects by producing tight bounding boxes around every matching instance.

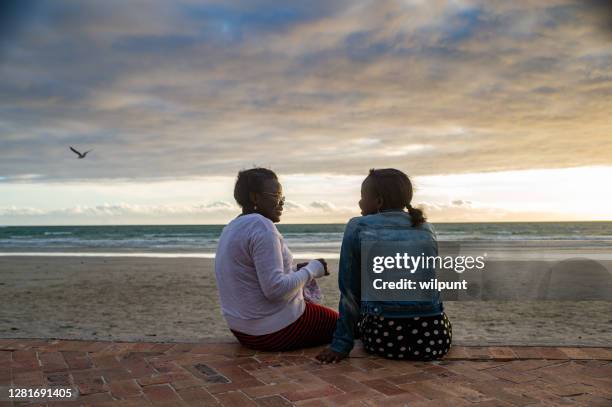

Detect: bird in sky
[69,146,93,159]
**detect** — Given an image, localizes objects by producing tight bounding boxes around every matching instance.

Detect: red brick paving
[0,339,610,406]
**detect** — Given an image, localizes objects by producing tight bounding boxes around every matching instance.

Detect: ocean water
[1,222,611,259]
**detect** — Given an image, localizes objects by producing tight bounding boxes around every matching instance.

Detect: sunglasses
[260,191,285,205]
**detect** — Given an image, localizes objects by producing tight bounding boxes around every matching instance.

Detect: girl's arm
[328,218,362,355]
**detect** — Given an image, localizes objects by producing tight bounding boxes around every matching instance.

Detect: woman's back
[217,167,338,352]
[215,213,305,335]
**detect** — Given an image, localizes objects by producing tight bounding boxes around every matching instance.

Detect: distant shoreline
[2,222,611,260]
[2,239,612,261]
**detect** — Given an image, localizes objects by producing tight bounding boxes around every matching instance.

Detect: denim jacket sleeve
[329,217,362,355]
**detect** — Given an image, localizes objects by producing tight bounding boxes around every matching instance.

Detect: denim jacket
[329,210,443,355]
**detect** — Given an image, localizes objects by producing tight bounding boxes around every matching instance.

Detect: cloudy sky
[1,0,611,224]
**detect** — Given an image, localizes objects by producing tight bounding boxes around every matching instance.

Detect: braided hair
[365,168,426,227]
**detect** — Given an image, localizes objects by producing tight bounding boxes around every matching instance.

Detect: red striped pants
[231,301,339,352]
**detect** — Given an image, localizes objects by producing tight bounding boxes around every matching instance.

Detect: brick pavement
[0,339,611,406]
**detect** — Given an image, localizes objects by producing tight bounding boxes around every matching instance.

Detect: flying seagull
[69,146,93,159]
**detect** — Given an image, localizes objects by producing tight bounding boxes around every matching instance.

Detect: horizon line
[2,219,612,227]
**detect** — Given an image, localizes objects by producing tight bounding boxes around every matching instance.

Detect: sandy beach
[1,256,611,347]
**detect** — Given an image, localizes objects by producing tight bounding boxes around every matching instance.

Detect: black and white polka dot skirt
[358,312,452,361]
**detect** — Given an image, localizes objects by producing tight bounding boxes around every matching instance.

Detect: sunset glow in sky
[1,1,611,224]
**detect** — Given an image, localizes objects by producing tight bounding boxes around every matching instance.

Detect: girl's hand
[315,347,346,364]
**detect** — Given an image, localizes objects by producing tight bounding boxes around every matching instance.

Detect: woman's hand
[315,258,330,275]
[315,347,346,364]
[297,259,329,276]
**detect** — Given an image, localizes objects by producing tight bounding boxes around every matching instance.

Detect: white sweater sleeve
[251,227,323,301]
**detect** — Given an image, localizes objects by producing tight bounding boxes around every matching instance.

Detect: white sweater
[214,213,324,335]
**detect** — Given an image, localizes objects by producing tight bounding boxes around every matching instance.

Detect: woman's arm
[252,226,325,301]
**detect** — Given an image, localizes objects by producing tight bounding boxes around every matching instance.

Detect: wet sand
[1,256,611,346]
